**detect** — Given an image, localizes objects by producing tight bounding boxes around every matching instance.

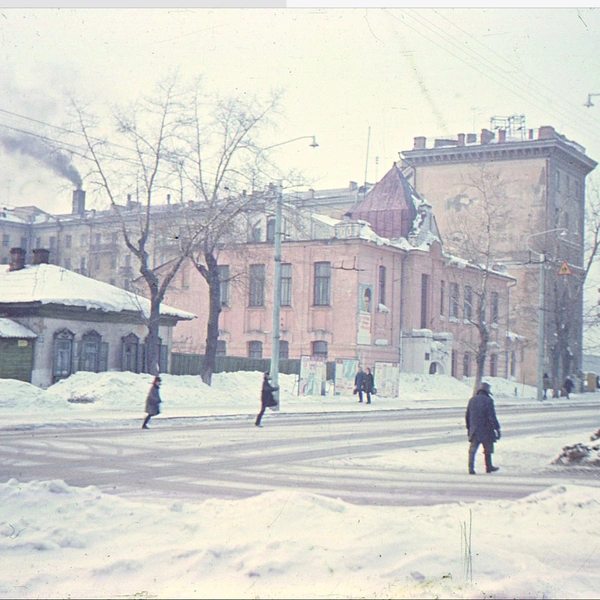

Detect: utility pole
[270,180,283,407]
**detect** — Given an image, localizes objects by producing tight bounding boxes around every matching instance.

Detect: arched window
[121,333,139,373]
[53,328,75,382]
[312,340,328,359]
[81,330,102,372]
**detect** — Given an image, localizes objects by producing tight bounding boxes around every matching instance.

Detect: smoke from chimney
[0,132,83,189]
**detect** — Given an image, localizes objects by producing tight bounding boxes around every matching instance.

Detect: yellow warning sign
[557,260,572,276]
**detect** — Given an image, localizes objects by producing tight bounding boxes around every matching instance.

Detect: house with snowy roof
[164,163,525,383]
[0,247,195,387]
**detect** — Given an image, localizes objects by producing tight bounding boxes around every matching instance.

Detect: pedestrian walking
[354,366,365,403]
[465,382,501,474]
[542,373,551,400]
[363,367,375,404]
[563,376,574,399]
[142,376,162,429]
[255,372,279,427]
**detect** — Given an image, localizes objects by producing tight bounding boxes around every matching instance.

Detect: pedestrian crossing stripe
[557,260,572,276]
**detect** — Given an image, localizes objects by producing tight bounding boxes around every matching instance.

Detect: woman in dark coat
[255,372,279,427]
[354,366,365,403]
[363,367,375,404]
[142,376,162,429]
[465,382,501,474]
[563,376,574,399]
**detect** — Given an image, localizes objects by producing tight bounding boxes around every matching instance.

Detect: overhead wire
[385,8,600,146]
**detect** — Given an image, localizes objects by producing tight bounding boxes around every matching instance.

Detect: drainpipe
[398,251,409,370]
[505,279,517,379]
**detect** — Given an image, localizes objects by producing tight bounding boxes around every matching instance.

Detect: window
[218,265,230,307]
[111,232,119,243]
[490,354,498,377]
[64,258,71,270]
[216,340,227,356]
[312,340,328,359]
[49,236,56,250]
[451,350,457,377]
[379,266,386,305]
[556,170,561,191]
[463,352,471,377]
[80,235,87,247]
[251,224,262,242]
[20,236,28,250]
[279,340,289,359]
[110,254,118,270]
[440,280,445,316]
[248,341,263,358]
[313,262,331,306]
[35,237,41,248]
[490,291,499,324]
[420,274,429,328]
[249,264,265,307]
[95,233,102,245]
[94,255,100,270]
[125,255,131,268]
[464,286,473,321]
[121,333,139,373]
[65,235,72,249]
[266,218,276,243]
[81,330,102,372]
[280,263,292,306]
[450,283,460,318]
[80,256,87,273]
[2,234,9,247]
[510,350,517,377]
[53,328,75,382]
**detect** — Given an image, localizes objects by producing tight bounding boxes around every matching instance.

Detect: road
[1,404,599,506]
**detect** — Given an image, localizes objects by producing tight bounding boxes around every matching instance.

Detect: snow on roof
[0,317,37,338]
[0,264,196,320]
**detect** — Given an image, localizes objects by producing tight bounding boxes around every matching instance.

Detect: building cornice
[401,138,597,175]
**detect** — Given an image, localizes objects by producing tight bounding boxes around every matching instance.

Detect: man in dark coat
[363,367,375,404]
[354,366,365,403]
[255,372,279,427]
[465,382,501,474]
[563,376,574,399]
[142,376,162,429]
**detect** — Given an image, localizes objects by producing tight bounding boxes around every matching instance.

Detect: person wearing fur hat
[465,382,501,474]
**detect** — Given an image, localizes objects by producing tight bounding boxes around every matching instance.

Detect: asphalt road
[1,404,599,506]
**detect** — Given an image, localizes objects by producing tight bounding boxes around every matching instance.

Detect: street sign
[557,260,572,276]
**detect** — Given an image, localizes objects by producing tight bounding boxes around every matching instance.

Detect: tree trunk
[200,252,222,385]
[145,299,162,376]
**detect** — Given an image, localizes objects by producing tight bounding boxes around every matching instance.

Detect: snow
[0,318,37,339]
[1,370,600,599]
[0,263,195,320]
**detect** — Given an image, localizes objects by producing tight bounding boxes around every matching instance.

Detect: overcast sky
[1,7,600,213]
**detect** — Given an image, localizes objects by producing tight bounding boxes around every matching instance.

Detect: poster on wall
[299,355,327,396]
[357,283,373,345]
[374,361,400,398]
[334,358,359,395]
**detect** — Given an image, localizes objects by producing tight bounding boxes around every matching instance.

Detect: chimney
[498,129,506,143]
[413,136,427,150]
[457,133,465,146]
[32,248,50,265]
[538,126,556,140]
[72,189,86,215]
[8,247,26,271]
[481,128,495,145]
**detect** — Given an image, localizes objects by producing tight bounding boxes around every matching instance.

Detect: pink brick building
[166,164,524,381]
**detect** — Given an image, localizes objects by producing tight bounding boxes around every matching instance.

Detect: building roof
[0,317,37,339]
[0,264,195,321]
[349,163,434,240]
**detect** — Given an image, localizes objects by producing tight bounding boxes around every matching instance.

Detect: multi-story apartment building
[400,121,597,386]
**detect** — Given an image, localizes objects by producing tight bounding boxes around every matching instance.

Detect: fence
[171,353,336,380]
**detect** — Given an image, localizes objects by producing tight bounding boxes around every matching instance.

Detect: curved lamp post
[258,136,319,406]
[526,227,568,401]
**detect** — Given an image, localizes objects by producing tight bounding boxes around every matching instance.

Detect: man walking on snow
[465,382,501,474]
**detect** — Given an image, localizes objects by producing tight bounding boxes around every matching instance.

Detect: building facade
[400,122,597,385]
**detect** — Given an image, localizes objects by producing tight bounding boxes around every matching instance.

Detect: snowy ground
[1,371,600,599]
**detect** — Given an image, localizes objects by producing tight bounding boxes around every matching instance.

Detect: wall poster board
[335,358,359,395]
[373,361,399,398]
[299,355,327,396]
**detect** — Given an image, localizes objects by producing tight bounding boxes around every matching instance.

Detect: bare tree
[446,164,513,392]
[71,78,201,375]
[177,91,281,385]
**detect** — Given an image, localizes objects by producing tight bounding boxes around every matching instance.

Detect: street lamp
[258,136,319,406]
[526,227,568,402]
